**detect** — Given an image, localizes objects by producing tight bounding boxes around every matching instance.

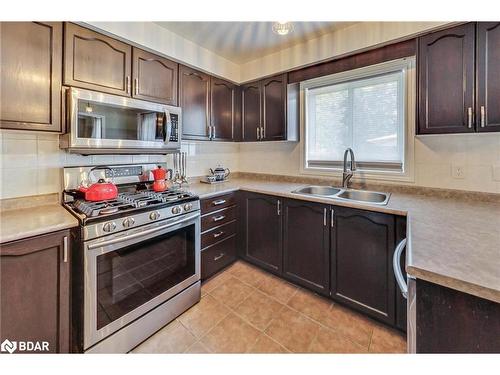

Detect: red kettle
[78,166,118,201]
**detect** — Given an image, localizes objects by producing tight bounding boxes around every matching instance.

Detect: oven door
[83,212,200,350]
[65,88,181,153]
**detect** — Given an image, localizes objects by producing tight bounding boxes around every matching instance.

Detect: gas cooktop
[65,188,198,224]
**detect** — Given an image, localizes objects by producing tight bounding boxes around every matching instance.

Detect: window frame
[299,57,416,183]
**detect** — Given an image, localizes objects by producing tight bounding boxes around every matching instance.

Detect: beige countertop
[0,194,79,244]
[189,178,500,304]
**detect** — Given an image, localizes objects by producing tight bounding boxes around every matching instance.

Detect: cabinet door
[242,82,261,141]
[0,22,62,132]
[242,192,282,274]
[476,22,500,132]
[64,23,132,96]
[179,65,210,140]
[132,47,178,105]
[331,206,396,324]
[262,74,287,140]
[418,23,475,134]
[211,77,236,141]
[0,231,70,353]
[283,199,330,295]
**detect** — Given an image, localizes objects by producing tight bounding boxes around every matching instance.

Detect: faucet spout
[342,148,356,188]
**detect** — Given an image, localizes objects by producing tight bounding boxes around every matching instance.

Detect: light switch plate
[451,164,466,179]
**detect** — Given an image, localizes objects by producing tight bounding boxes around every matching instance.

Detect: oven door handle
[87,212,200,250]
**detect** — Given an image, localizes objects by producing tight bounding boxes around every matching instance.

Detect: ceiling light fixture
[272,22,294,36]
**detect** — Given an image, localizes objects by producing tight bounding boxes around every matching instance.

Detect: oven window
[77,100,166,141]
[96,224,195,330]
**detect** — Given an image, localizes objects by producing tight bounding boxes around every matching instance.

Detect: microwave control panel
[169,114,179,142]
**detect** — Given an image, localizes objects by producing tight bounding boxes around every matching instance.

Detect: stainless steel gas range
[63,164,201,353]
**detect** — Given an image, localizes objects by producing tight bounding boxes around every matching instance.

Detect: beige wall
[238,134,500,194]
[87,21,449,83]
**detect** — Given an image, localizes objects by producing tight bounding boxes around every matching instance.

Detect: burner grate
[70,189,196,217]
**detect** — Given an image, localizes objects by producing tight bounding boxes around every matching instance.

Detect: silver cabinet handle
[330,208,335,227]
[212,125,216,139]
[213,215,225,222]
[480,105,485,128]
[213,231,224,238]
[214,252,225,261]
[467,107,473,128]
[213,199,226,206]
[277,200,281,215]
[126,76,131,94]
[134,78,139,95]
[323,208,327,226]
[63,236,68,263]
[208,126,212,139]
[393,238,408,299]
[256,126,260,140]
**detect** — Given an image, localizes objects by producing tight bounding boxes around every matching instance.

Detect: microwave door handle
[164,111,172,143]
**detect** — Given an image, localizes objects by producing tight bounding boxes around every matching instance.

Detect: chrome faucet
[342,148,356,189]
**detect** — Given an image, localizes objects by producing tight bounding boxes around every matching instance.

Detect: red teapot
[151,165,171,192]
[78,166,118,201]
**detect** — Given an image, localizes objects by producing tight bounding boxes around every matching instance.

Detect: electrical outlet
[493,165,500,182]
[451,165,466,179]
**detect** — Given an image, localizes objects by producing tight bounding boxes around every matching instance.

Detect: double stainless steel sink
[291,185,390,205]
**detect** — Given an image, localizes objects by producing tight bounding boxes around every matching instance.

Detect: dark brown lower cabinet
[241,192,282,274]
[331,206,396,325]
[0,230,71,353]
[282,199,329,296]
[416,279,500,353]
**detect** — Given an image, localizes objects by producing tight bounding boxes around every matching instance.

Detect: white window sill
[300,166,415,184]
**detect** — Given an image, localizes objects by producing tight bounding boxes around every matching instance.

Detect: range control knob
[183,203,193,211]
[171,206,182,214]
[103,222,116,233]
[149,211,161,221]
[122,217,135,228]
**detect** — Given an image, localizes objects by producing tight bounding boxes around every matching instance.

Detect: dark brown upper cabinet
[282,199,330,296]
[0,230,71,353]
[0,22,62,132]
[179,65,211,140]
[64,23,132,96]
[331,206,396,325]
[262,74,287,141]
[241,192,283,275]
[242,82,262,141]
[211,77,237,141]
[418,23,476,134]
[132,47,178,105]
[242,73,287,141]
[476,22,500,133]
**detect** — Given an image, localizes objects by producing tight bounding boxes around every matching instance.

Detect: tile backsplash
[0,130,239,199]
[1,129,499,199]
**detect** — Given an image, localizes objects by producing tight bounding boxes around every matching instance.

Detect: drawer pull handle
[213,215,225,222]
[213,231,224,238]
[213,199,226,206]
[214,252,225,261]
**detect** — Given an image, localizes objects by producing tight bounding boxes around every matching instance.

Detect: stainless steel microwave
[60,88,182,154]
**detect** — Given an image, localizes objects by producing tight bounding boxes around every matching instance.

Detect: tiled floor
[131,261,407,354]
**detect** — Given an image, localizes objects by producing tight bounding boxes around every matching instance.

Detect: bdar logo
[1,339,17,354]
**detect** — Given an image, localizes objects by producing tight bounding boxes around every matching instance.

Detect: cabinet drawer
[201,236,237,280]
[201,206,237,232]
[201,220,237,249]
[201,193,236,214]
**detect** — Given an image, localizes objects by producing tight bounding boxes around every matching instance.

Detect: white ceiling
[155,22,356,64]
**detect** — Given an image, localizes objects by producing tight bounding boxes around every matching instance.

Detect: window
[301,58,415,178]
